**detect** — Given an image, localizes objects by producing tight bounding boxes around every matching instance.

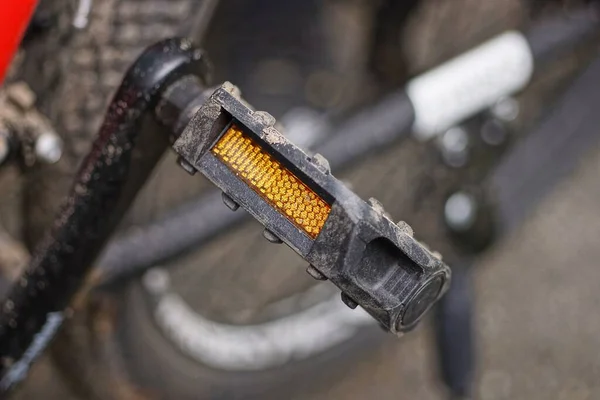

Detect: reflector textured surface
[212,124,331,238]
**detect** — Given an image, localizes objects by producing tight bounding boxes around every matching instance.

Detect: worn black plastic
[0,38,209,393]
[172,83,450,334]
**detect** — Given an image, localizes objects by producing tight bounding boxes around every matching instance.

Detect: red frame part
[0,0,39,84]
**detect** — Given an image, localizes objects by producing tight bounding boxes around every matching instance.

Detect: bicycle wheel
[15,0,214,398]
[12,0,589,398]
[111,1,535,399]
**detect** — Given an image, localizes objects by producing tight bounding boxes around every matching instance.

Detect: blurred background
[1,0,600,399]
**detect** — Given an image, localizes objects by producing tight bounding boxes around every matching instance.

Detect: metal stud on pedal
[341,292,358,309]
[221,192,239,211]
[306,264,327,281]
[177,156,197,175]
[263,229,283,244]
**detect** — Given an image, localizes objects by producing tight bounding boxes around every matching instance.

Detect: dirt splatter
[263,126,287,145]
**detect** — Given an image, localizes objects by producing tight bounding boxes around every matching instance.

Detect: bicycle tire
[18,0,213,397]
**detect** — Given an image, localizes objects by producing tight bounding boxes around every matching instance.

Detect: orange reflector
[212,124,331,238]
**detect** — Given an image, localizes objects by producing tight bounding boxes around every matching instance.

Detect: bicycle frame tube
[490,52,600,234]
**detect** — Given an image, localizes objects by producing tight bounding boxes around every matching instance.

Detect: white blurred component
[407,31,534,140]
[73,0,93,29]
[444,191,477,232]
[439,126,470,168]
[143,267,171,295]
[490,96,520,122]
[34,132,63,164]
[153,292,373,371]
[441,126,469,154]
[279,107,328,150]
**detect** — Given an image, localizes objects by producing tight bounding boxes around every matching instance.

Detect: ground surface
[299,143,600,400]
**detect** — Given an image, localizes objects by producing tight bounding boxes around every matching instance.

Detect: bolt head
[481,118,507,146]
[441,127,469,154]
[444,191,477,232]
[177,156,197,175]
[143,267,171,295]
[440,127,469,168]
[490,97,519,122]
[221,192,240,211]
[306,264,327,281]
[263,229,283,244]
[341,292,358,309]
[35,132,63,164]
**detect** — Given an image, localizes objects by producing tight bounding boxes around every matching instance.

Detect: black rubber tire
[119,282,384,400]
